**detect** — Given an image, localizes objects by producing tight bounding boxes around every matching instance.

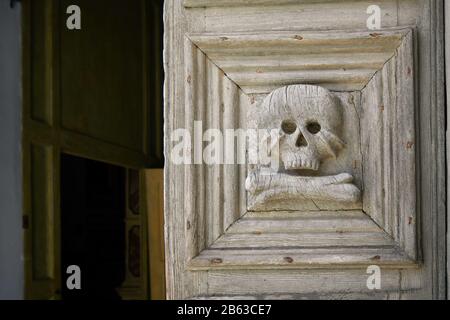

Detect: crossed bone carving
[245,84,361,209]
[246,170,361,206]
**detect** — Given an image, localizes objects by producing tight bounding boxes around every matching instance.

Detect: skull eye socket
[306,121,321,134]
[281,120,297,134]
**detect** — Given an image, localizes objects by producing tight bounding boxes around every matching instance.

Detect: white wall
[0,0,24,300]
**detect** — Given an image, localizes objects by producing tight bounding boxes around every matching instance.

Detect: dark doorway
[61,154,126,299]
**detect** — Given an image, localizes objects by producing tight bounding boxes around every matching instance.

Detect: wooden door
[22,0,163,299]
[164,0,446,299]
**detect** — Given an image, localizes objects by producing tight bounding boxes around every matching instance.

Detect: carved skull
[255,85,345,171]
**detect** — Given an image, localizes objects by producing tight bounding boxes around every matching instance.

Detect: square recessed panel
[183,28,418,270]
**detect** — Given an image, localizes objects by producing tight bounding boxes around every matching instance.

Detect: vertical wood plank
[184,36,197,260]
[445,0,450,300]
[395,31,416,259]
[145,169,166,300]
[195,48,207,252]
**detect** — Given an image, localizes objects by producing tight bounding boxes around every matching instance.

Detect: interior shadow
[61,153,126,300]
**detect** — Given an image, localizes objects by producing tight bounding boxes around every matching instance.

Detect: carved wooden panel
[183,28,417,272]
[165,0,446,300]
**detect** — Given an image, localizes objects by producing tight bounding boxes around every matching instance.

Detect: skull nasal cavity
[296,132,308,147]
[281,120,297,134]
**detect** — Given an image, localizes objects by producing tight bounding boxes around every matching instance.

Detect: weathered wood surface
[165,0,446,299]
[227,210,384,233]
[446,0,450,300]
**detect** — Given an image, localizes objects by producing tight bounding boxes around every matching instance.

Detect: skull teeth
[284,159,319,171]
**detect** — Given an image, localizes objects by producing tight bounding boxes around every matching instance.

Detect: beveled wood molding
[188,29,408,93]
[188,211,417,270]
[183,27,418,270]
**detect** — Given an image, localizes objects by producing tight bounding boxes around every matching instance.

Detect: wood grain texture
[184,0,366,7]
[200,1,399,32]
[206,269,404,295]
[446,0,450,300]
[417,0,446,299]
[229,210,383,233]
